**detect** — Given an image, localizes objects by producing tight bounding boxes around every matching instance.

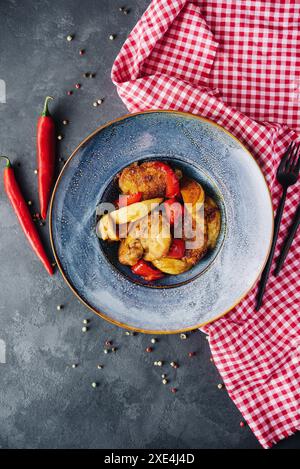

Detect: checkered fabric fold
[112,0,300,448]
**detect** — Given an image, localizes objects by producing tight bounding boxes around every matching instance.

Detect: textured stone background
[0,0,298,449]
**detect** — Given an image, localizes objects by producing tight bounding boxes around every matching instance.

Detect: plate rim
[49,110,274,334]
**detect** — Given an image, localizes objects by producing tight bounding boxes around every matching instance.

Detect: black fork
[256,141,300,310]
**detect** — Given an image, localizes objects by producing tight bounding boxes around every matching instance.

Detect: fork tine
[294,143,300,172]
[278,142,293,173]
[290,142,300,168]
[285,141,298,170]
[283,141,293,158]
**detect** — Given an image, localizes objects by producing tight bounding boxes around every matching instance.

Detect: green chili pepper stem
[0,156,11,168]
[41,96,54,117]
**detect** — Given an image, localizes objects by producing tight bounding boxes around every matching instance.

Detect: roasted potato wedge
[152,258,191,275]
[205,196,221,249]
[97,214,119,241]
[140,213,171,261]
[181,177,205,206]
[109,198,163,225]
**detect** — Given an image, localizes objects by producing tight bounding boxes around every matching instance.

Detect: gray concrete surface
[0,0,298,449]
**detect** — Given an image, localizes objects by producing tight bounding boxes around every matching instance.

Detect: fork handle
[274,203,300,275]
[255,187,287,310]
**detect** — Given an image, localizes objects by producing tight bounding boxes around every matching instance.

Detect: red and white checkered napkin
[112,0,300,448]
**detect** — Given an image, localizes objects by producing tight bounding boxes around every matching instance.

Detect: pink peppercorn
[188,351,196,357]
[171,388,177,394]
[75,83,81,89]
[105,340,112,347]
[145,347,153,353]
[67,90,73,96]
[79,49,85,56]
[240,421,245,428]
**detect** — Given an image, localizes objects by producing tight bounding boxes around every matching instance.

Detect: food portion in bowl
[96,161,221,282]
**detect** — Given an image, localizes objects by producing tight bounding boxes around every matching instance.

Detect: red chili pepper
[1,156,54,275]
[154,162,180,198]
[37,96,56,220]
[115,192,142,208]
[164,198,183,225]
[131,259,164,281]
[167,239,185,259]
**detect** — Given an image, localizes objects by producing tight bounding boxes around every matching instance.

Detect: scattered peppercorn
[170,361,179,369]
[157,360,163,367]
[123,9,130,15]
[34,169,38,175]
[27,200,32,206]
[111,347,117,353]
[217,383,223,389]
[97,364,103,369]
[161,374,166,379]
[82,326,88,332]
[145,347,153,353]
[83,72,89,78]
[125,331,131,336]
[79,49,85,55]
[162,378,168,385]
[93,101,98,107]
[56,305,63,311]
[71,364,77,368]
[57,135,63,141]
[151,338,157,344]
[105,340,112,346]
[210,357,214,363]
[89,73,95,78]
[97,99,103,105]
[171,387,177,394]
[188,352,196,357]
[104,349,109,354]
[240,421,245,428]
[67,90,73,96]
[119,6,125,11]
[82,319,89,325]
[75,83,81,89]
[180,333,187,340]
[66,35,73,42]
[109,34,116,41]
[62,119,69,125]
[91,382,98,388]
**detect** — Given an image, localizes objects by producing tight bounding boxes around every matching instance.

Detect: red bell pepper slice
[154,162,180,198]
[115,192,142,209]
[164,198,183,225]
[167,239,185,259]
[131,259,164,281]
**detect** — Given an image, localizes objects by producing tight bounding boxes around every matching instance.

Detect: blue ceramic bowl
[98,155,226,288]
[50,111,273,333]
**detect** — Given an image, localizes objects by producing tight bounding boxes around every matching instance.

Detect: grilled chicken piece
[118,211,171,266]
[118,236,144,266]
[205,196,221,249]
[183,212,208,266]
[118,162,167,200]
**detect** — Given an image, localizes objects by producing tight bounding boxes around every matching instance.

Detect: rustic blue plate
[50,111,273,333]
